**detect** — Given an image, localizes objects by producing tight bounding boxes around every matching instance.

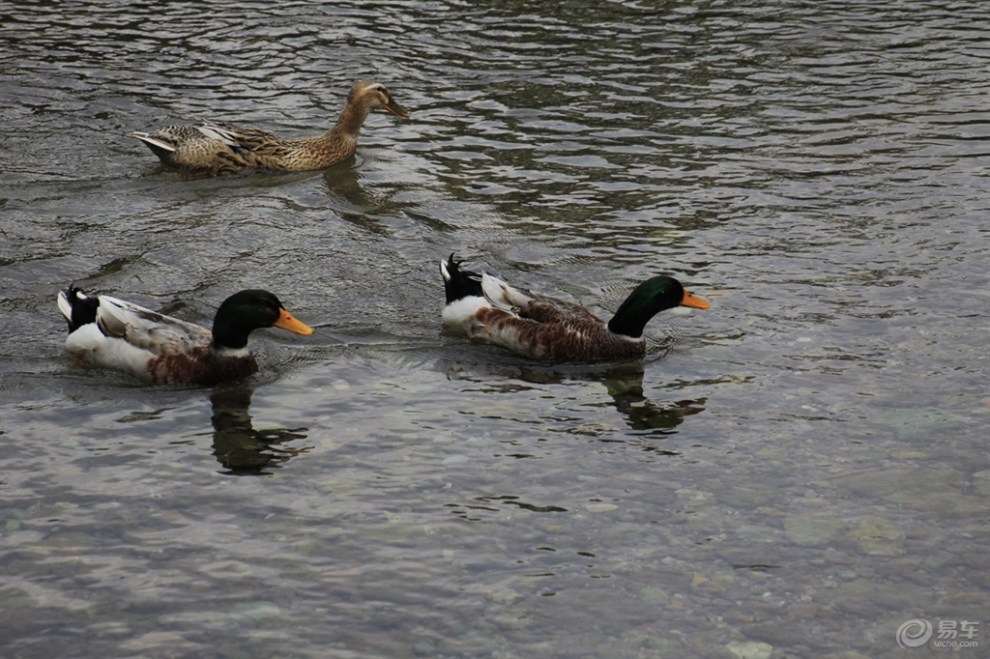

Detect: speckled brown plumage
[470,305,647,361]
[131,80,409,175]
[147,347,259,386]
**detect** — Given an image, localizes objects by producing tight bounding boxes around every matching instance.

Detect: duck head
[607,276,710,338]
[212,289,313,350]
[350,80,410,118]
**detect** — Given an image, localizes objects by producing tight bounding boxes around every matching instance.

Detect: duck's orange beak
[680,290,711,310]
[275,308,314,335]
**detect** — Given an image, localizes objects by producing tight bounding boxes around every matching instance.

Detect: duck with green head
[57,287,313,385]
[440,254,710,362]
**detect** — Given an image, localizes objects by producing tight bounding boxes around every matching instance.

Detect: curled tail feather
[440,253,483,303]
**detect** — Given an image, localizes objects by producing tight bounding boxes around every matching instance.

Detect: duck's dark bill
[385,101,410,118]
[681,291,711,310]
[275,309,314,335]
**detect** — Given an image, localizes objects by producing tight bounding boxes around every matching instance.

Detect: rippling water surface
[2,1,988,657]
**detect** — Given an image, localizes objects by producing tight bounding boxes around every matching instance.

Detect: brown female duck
[131,80,409,175]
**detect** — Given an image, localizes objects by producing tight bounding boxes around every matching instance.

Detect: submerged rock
[784,513,845,545]
[851,517,905,556]
[725,639,774,659]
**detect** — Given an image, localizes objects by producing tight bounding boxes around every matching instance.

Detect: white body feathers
[57,289,218,381]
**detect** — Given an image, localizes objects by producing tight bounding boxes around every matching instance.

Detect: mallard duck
[57,287,313,385]
[131,80,409,174]
[440,254,710,362]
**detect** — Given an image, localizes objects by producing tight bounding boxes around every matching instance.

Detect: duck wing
[196,121,293,158]
[95,295,213,357]
[481,273,601,325]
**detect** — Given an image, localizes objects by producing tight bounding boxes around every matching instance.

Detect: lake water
[2,1,988,657]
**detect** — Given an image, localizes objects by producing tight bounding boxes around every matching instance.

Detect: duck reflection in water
[519,362,706,441]
[595,363,706,440]
[209,385,311,475]
[321,164,401,236]
[447,357,706,453]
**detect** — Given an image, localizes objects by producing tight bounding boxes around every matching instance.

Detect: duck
[439,254,710,362]
[57,287,314,385]
[131,80,409,175]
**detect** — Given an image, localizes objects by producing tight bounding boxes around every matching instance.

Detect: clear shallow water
[2,1,988,657]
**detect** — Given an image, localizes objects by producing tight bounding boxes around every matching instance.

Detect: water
[2,1,988,657]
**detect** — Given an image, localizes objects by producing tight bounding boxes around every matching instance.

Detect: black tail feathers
[441,253,483,303]
[61,286,100,333]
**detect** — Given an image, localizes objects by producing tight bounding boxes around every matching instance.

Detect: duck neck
[334,102,371,139]
[607,308,654,339]
[212,317,252,351]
